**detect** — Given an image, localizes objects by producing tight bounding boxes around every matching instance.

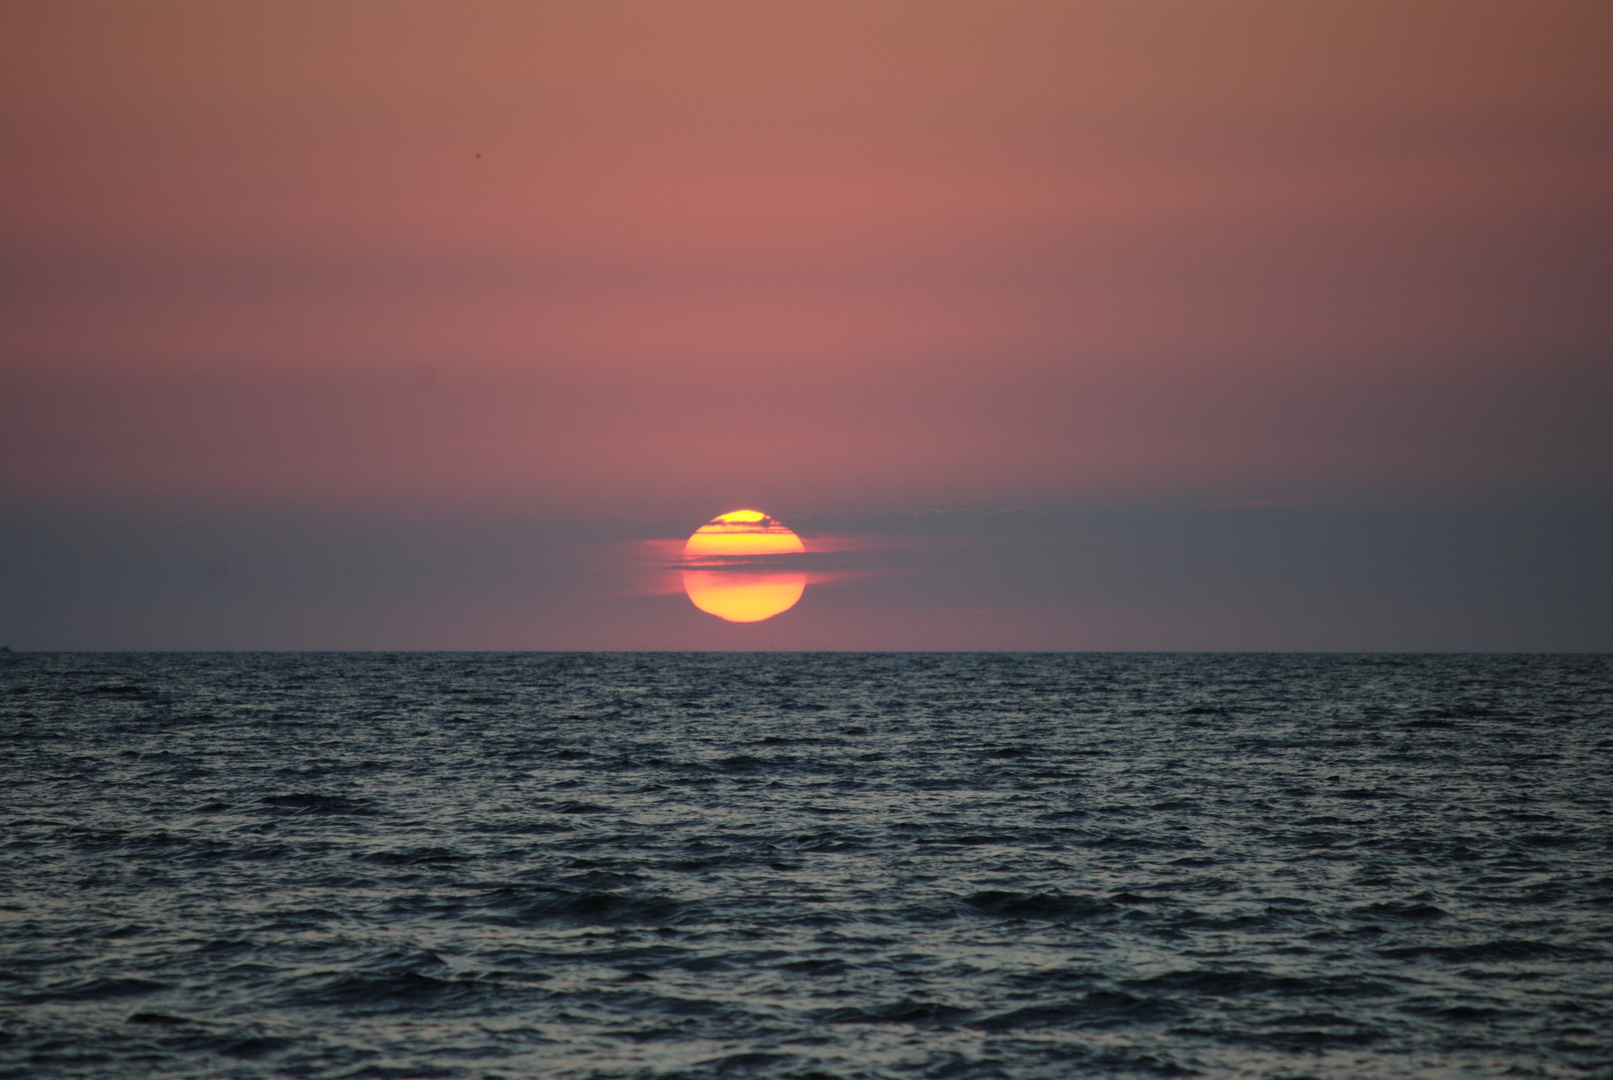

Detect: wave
[963,890,1120,921]
[258,792,373,814]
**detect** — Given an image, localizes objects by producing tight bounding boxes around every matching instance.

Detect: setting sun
[682,510,806,622]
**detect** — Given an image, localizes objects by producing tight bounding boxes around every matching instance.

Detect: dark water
[3,653,1611,1080]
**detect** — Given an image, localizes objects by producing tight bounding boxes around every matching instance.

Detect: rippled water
[3,653,1611,1079]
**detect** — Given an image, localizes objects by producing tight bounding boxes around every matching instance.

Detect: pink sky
[1,2,1610,647]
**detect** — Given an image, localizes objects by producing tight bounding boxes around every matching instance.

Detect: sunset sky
[2,1,1610,650]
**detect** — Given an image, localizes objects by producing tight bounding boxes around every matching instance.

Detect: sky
[2,0,1610,650]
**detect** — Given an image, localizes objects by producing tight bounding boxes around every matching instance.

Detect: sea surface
[2,653,1611,1080]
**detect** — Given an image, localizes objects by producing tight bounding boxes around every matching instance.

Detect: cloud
[616,531,928,599]
[1,500,1609,650]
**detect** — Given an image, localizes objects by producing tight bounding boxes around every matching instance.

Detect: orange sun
[682,510,806,622]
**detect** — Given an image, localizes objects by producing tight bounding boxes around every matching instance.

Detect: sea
[2,653,1610,1080]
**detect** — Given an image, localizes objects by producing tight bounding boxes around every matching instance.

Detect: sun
[682,510,807,622]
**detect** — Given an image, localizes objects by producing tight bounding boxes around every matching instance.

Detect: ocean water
[2,653,1610,1080]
